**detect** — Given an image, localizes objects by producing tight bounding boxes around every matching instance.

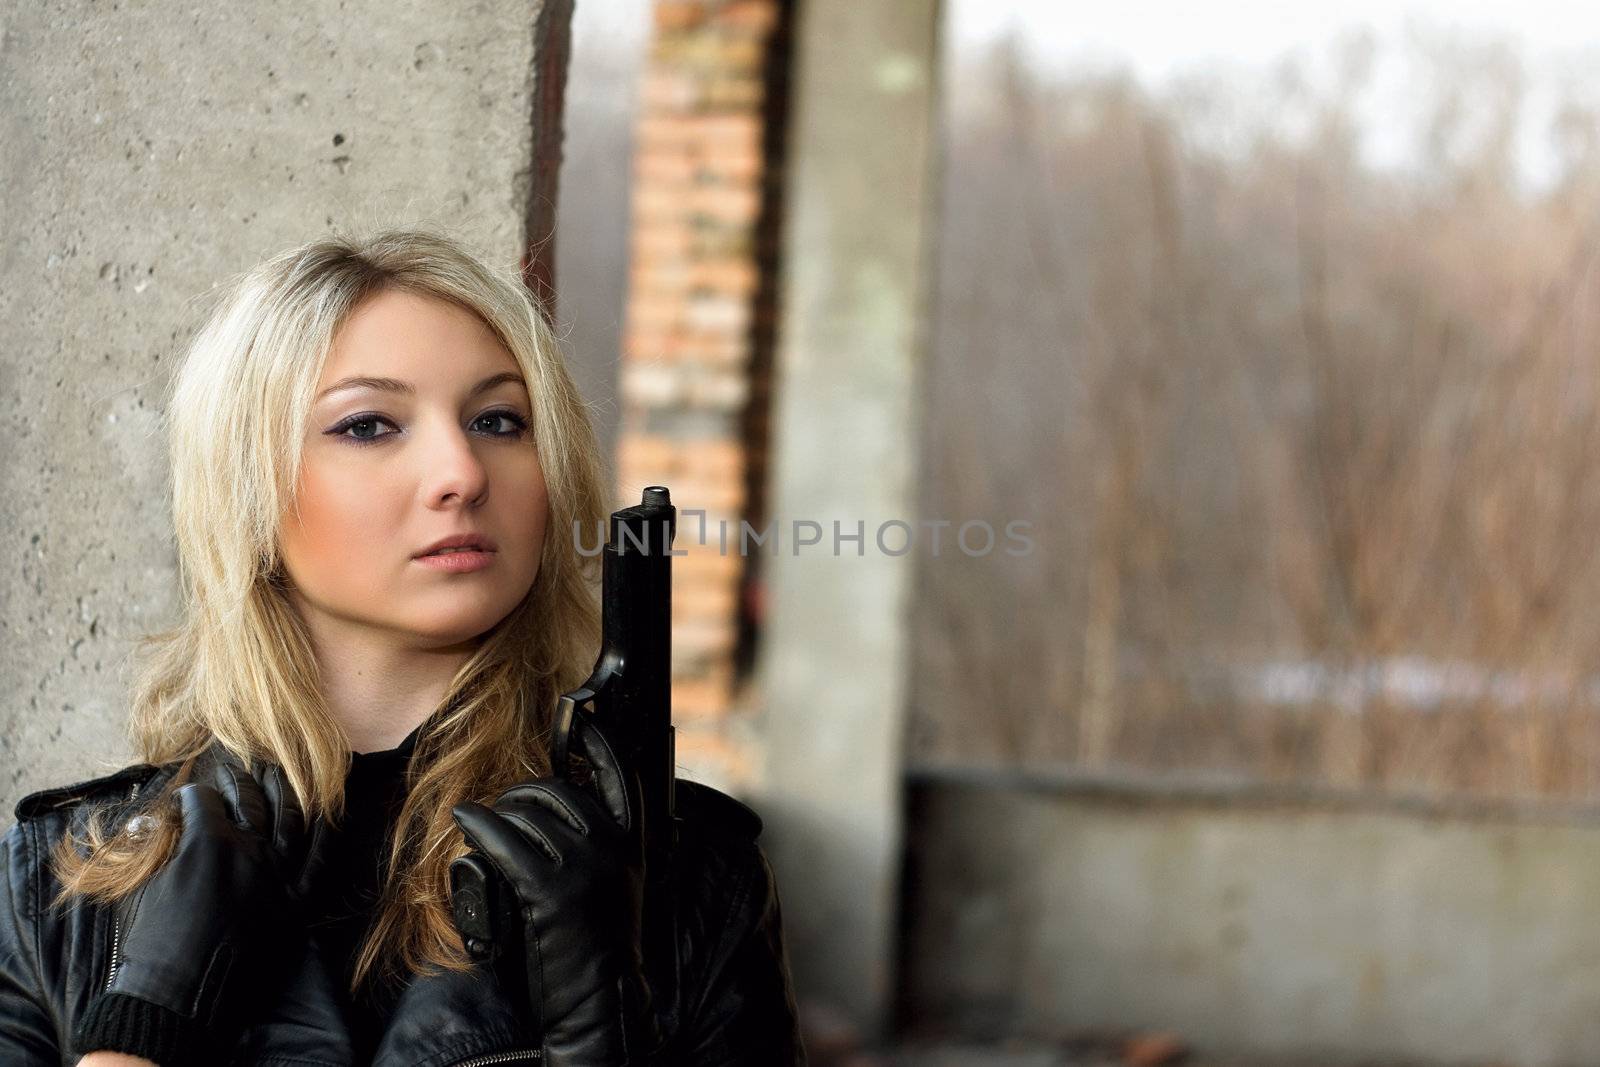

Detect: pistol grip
[449,852,500,961]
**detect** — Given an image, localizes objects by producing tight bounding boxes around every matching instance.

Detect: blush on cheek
[281,463,380,590]
[516,482,551,574]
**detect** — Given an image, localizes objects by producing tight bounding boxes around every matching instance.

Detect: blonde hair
[50,227,608,991]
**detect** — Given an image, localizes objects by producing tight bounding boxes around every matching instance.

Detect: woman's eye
[474,410,530,437]
[329,415,398,444]
[325,410,528,445]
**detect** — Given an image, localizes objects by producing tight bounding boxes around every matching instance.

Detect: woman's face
[277,287,549,649]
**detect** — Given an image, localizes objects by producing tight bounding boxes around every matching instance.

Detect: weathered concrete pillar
[0,1,572,823]
[753,0,942,1041]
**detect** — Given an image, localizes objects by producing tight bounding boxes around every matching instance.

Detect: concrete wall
[551,0,649,470]
[902,770,1600,1066]
[753,0,942,1042]
[0,1,569,825]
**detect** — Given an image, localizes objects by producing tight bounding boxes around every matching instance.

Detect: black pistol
[450,486,679,1006]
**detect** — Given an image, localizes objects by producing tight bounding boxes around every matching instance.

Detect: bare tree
[912,26,1600,804]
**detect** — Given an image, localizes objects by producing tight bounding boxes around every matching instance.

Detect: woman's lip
[413,549,496,573]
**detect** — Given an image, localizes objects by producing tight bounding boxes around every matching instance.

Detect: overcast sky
[949,0,1600,190]
[949,0,1599,79]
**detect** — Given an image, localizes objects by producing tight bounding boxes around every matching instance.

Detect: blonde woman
[0,230,804,1066]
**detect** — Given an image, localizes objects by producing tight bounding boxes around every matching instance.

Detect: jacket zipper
[105,917,121,990]
[450,1052,541,1066]
[106,779,143,991]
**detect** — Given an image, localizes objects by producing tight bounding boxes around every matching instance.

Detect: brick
[620,362,689,407]
[676,113,761,148]
[631,187,763,229]
[717,0,781,36]
[614,475,741,516]
[655,34,766,76]
[691,335,753,366]
[639,70,703,113]
[627,256,691,290]
[630,255,701,291]
[709,146,765,182]
[673,640,731,673]
[673,480,745,509]
[626,296,689,332]
[685,437,745,475]
[673,682,732,725]
[664,477,744,513]
[624,329,752,367]
[672,547,742,583]
[630,165,762,196]
[632,183,699,222]
[634,151,699,185]
[616,434,679,473]
[634,115,697,151]
[654,2,711,33]
[676,552,744,587]
[688,257,760,294]
[676,616,736,649]
[685,294,752,333]
[703,77,766,112]
[688,223,756,257]
[702,36,768,71]
[631,197,692,229]
[674,660,736,696]
[621,330,684,363]
[631,223,690,249]
[687,196,761,228]
[671,510,742,554]
[685,368,749,410]
[673,653,732,691]
[675,581,741,619]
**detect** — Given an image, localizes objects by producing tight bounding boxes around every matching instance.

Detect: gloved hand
[71,753,313,1066]
[451,715,665,1066]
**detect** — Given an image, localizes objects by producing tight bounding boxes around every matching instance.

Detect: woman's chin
[399,609,511,649]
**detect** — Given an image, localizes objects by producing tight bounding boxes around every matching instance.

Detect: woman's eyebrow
[315,371,525,403]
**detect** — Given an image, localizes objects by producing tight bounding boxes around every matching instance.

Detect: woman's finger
[261,763,309,873]
[452,801,561,883]
[568,714,634,833]
[495,782,591,836]
[214,757,271,834]
[497,808,569,864]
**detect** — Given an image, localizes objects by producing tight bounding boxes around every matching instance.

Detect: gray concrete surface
[902,768,1600,1066]
[751,0,942,1042]
[0,1,568,826]
[550,0,648,470]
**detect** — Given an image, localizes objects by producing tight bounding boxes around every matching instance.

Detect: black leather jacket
[0,757,806,1066]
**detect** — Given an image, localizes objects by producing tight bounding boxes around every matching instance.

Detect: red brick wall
[618,0,790,787]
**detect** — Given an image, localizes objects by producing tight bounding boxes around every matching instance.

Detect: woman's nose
[422,424,490,509]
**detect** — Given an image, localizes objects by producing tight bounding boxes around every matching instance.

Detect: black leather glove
[72,754,312,1066]
[451,715,665,1066]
